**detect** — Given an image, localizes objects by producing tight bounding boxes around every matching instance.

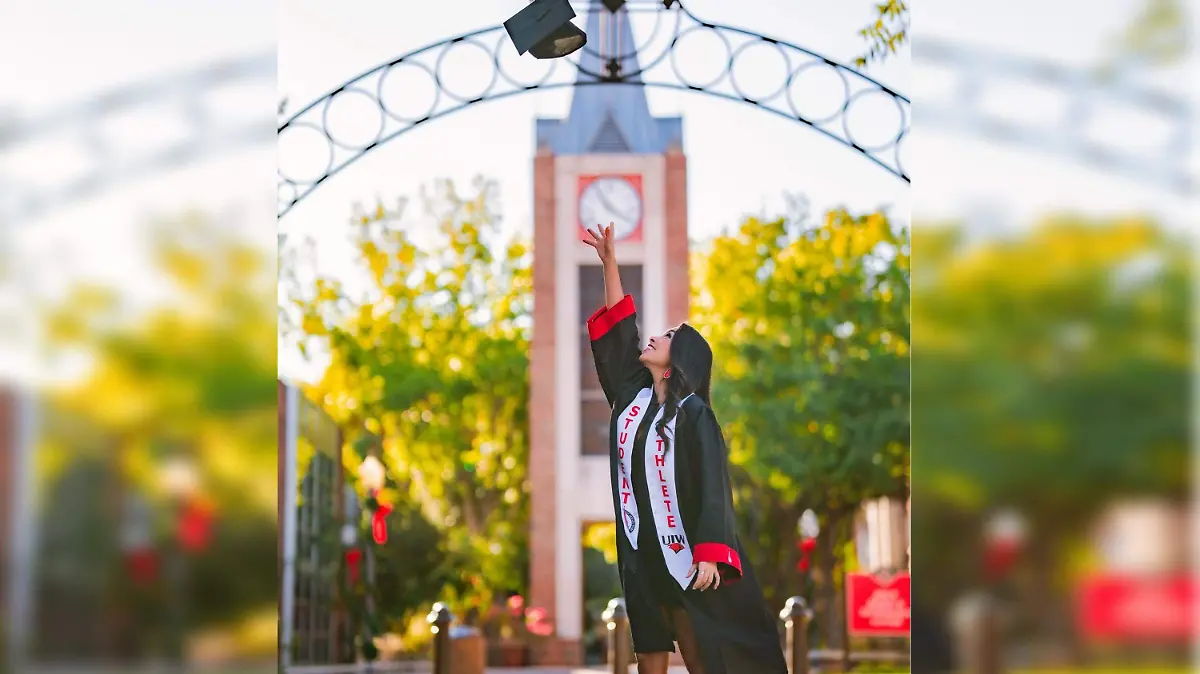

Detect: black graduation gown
[587,295,787,674]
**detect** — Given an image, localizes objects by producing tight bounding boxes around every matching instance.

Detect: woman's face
[639,326,678,369]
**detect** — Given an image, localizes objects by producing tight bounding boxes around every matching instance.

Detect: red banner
[846,572,911,637]
[1077,574,1194,642]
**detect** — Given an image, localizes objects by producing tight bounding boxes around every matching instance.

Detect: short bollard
[427,601,454,674]
[950,592,1000,674]
[603,597,632,674]
[779,596,813,674]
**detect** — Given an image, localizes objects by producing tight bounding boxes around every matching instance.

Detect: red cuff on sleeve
[693,542,743,582]
[586,294,636,341]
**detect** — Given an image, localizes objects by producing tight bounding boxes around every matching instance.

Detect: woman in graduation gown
[582,223,787,674]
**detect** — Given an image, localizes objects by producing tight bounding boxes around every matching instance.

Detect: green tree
[914,217,1188,514]
[851,0,1184,70]
[1108,0,1187,67]
[691,206,910,645]
[911,217,1190,629]
[287,178,533,616]
[854,1,908,68]
[37,214,279,654]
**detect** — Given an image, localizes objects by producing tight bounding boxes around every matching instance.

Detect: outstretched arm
[584,224,650,406]
[583,222,628,310]
[601,253,625,310]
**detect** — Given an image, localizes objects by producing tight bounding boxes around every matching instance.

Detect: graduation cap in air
[504,0,587,59]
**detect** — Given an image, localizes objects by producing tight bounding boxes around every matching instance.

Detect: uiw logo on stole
[662,534,687,554]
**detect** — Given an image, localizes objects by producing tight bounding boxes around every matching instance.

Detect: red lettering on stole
[654,434,677,530]
[618,404,642,512]
[662,447,677,529]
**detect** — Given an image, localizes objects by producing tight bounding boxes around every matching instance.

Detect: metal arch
[277,1,911,219]
[916,37,1193,194]
[0,53,275,227]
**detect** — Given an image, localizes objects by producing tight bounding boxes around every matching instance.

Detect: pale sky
[0,0,1192,386]
[911,0,1196,228]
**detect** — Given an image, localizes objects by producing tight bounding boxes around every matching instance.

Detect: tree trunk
[1029,520,1089,667]
[779,502,807,603]
[456,468,484,535]
[758,500,804,609]
[815,510,847,650]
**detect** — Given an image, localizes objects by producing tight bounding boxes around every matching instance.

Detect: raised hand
[582,222,617,265]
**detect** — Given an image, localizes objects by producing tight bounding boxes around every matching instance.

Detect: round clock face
[579,176,643,241]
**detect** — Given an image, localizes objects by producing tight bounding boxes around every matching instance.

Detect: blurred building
[854,496,911,574]
[1,387,19,663]
[1,386,35,670]
[1076,500,1191,647]
[278,379,361,667]
[1091,500,1187,575]
[0,390,12,584]
[526,4,690,666]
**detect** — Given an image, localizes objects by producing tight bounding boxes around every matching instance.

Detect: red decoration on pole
[125,548,159,585]
[983,509,1026,581]
[345,548,363,585]
[371,500,393,545]
[983,539,1021,580]
[796,537,817,572]
[177,497,215,554]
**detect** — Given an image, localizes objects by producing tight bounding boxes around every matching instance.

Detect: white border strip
[6,388,38,671]
[280,382,300,670]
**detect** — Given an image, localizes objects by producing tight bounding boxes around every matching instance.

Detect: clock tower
[527,4,690,666]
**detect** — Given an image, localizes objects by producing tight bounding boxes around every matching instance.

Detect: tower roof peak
[535,3,682,154]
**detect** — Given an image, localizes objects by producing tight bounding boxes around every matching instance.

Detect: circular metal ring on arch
[276,2,911,219]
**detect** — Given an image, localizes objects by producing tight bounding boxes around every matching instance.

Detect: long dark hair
[654,323,714,453]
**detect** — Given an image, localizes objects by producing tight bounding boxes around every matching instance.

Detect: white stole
[614,388,697,590]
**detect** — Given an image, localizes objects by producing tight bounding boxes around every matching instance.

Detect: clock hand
[594,188,638,225]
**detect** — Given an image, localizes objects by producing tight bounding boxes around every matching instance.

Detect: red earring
[663,368,672,379]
